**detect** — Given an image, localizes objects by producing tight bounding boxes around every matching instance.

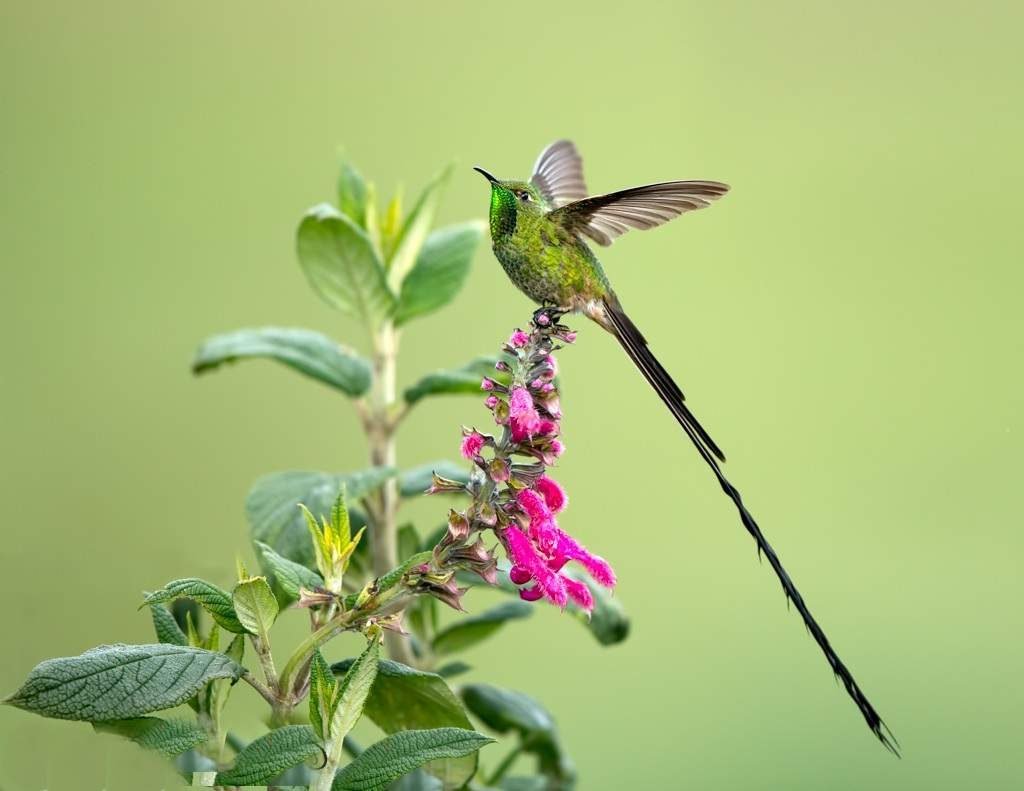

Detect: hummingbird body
[486,179,610,309]
[475,141,897,754]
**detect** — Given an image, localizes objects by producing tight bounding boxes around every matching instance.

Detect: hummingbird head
[473,167,545,239]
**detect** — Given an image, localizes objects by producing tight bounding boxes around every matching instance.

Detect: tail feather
[601,296,898,755]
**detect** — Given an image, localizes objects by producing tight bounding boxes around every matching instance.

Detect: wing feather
[550,180,730,246]
[529,140,589,208]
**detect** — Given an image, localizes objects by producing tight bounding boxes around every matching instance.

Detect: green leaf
[397,524,421,563]
[255,540,325,606]
[192,327,372,396]
[232,577,279,639]
[215,725,322,786]
[394,222,484,326]
[337,160,369,226]
[431,601,532,656]
[309,650,335,742]
[565,570,630,646]
[246,468,391,567]
[93,716,208,757]
[149,602,187,646]
[398,462,470,498]
[5,644,244,721]
[143,579,245,634]
[404,356,504,405]
[459,684,574,783]
[331,638,380,743]
[330,659,477,788]
[297,203,395,325]
[332,728,492,791]
[386,164,453,293]
[435,662,472,679]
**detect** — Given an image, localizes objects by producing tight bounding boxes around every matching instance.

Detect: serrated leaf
[215,725,321,786]
[459,684,574,784]
[297,204,395,325]
[394,222,484,326]
[232,577,279,639]
[338,160,369,226]
[431,601,532,656]
[192,327,372,396]
[331,638,379,744]
[255,540,325,606]
[330,659,476,788]
[386,164,453,293]
[5,644,244,721]
[93,716,208,756]
[332,727,492,791]
[149,601,187,646]
[309,650,335,742]
[398,462,470,498]
[404,356,505,405]
[143,579,245,634]
[246,468,391,567]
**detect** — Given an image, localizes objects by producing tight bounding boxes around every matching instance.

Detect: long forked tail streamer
[602,297,899,755]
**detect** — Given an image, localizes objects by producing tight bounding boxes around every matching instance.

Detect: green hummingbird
[475,140,897,754]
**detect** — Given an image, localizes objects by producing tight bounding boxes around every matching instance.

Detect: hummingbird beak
[473,166,499,185]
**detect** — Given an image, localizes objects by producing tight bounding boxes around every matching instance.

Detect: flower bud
[487,458,510,483]
[509,566,532,585]
[446,509,471,542]
[427,472,468,495]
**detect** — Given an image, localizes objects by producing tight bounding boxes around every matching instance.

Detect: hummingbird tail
[600,296,899,755]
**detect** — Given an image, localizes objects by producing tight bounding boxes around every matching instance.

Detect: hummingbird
[474,140,897,754]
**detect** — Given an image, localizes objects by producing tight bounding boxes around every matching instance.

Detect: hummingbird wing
[550,181,729,246]
[529,140,589,208]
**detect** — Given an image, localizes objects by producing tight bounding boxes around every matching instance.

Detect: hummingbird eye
[516,190,531,202]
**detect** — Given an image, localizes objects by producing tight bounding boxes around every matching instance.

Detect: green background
[2,1,1021,788]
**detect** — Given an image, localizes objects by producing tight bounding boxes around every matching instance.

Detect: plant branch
[240,670,278,707]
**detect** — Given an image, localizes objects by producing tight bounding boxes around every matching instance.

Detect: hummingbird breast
[492,213,609,308]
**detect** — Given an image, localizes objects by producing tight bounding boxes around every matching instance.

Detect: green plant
[4,155,629,789]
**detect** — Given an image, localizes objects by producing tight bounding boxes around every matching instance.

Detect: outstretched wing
[550,181,730,246]
[530,140,588,208]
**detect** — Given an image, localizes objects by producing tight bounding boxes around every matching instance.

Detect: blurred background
[2,1,1021,788]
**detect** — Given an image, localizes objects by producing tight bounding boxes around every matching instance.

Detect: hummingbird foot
[532,306,568,328]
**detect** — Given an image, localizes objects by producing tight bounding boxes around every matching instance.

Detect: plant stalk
[369,320,417,666]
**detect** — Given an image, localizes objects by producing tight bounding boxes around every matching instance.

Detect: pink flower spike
[564,577,595,613]
[535,475,568,513]
[460,431,486,460]
[509,329,530,348]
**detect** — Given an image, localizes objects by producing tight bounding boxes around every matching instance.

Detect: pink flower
[481,378,495,391]
[535,475,567,513]
[509,566,532,585]
[509,387,541,438]
[484,395,499,409]
[501,526,567,607]
[516,488,557,548]
[552,527,616,588]
[544,355,558,377]
[564,577,595,613]
[509,329,530,348]
[460,430,486,460]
